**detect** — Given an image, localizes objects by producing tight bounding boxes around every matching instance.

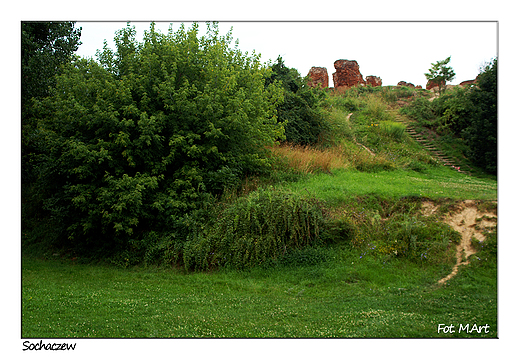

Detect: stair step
[399,112,475,176]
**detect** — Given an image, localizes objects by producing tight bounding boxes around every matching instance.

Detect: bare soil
[422,200,497,284]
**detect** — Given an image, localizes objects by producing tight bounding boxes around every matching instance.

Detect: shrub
[399,96,437,127]
[463,58,497,174]
[355,212,460,263]
[278,90,327,145]
[431,87,473,135]
[182,187,326,270]
[343,196,460,264]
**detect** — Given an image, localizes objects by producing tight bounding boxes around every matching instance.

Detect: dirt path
[422,200,497,285]
[346,113,376,156]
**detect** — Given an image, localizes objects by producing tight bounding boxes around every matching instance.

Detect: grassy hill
[22,85,497,338]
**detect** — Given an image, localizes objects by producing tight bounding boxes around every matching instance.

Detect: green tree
[22,22,82,175]
[22,22,82,115]
[22,22,82,243]
[29,22,284,257]
[266,56,326,145]
[463,58,497,174]
[425,56,456,95]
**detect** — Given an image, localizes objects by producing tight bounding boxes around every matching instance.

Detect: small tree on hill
[425,56,456,95]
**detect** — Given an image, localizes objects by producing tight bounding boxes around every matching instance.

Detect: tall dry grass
[269,144,347,174]
[269,141,396,175]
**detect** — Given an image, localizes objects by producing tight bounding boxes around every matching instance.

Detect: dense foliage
[402,58,497,174]
[266,57,327,145]
[463,59,497,174]
[22,22,82,183]
[27,22,284,257]
[22,22,82,109]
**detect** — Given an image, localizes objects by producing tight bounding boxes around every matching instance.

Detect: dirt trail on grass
[346,113,376,156]
[422,200,497,285]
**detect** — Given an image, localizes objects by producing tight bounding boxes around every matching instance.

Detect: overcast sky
[75,21,497,88]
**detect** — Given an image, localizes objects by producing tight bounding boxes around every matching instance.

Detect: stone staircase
[389,108,473,176]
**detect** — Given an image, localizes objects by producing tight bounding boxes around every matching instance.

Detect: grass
[268,144,347,174]
[287,166,497,207]
[22,236,496,338]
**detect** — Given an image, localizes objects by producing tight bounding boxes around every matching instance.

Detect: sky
[75,21,497,88]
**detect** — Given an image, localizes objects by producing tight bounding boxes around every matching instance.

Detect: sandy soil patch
[422,200,497,284]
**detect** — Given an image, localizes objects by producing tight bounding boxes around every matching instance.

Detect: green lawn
[22,238,497,338]
[287,167,497,205]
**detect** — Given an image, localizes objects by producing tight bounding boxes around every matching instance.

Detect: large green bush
[432,86,474,135]
[28,22,284,257]
[21,22,83,240]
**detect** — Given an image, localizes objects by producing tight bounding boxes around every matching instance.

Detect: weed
[183,187,326,270]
